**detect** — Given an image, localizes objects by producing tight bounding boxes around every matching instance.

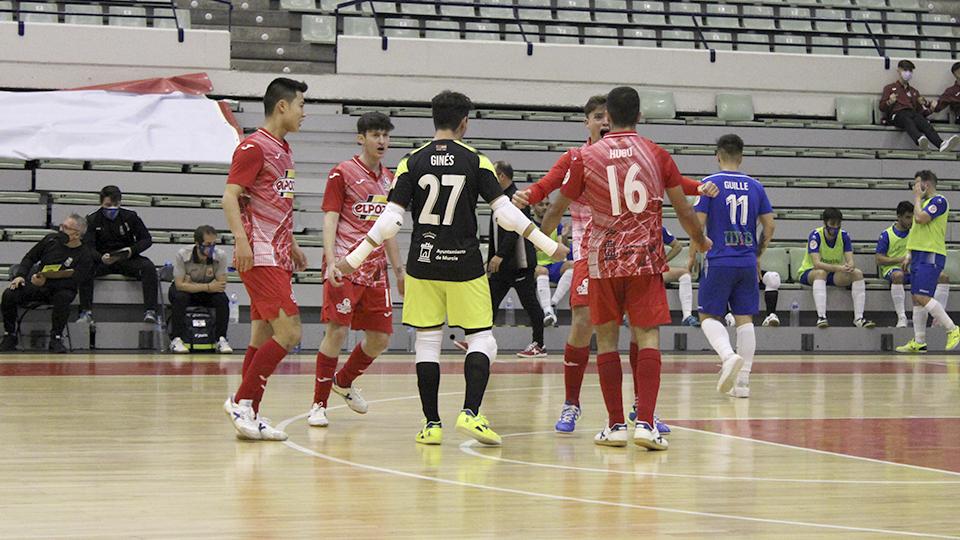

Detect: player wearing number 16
[337,91,569,446]
[542,86,710,450]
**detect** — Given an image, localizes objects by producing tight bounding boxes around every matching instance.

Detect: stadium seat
[668,1,701,27]
[478,0,514,19]
[742,5,775,30]
[815,9,847,32]
[318,0,340,12]
[847,37,879,56]
[633,1,666,25]
[594,0,627,24]
[20,2,57,23]
[855,0,887,7]
[716,94,754,122]
[639,91,676,120]
[622,28,657,47]
[888,0,920,9]
[779,7,812,32]
[944,250,960,283]
[885,38,917,55]
[760,248,790,280]
[425,20,460,39]
[661,29,695,49]
[774,34,806,54]
[0,2,10,22]
[503,23,530,41]
[584,26,617,45]
[812,36,844,55]
[401,1,437,15]
[384,17,419,37]
[736,32,770,52]
[788,247,806,282]
[302,15,337,43]
[517,0,552,21]
[920,41,953,59]
[280,0,316,10]
[920,14,954,37]
[109,6,147,27]
[465,21,500,40]
[836,96,875,125]
[153,9,191,29]
[850,10,881,33]
[820,0,853,5]
[544,25,579,43]
[343,16,379,36]
[359,2,398,14]
[885,11,918,35]
[705,3,740,29]
[440,0,475,17]
[555,0,590,22]
[701,31,733,50]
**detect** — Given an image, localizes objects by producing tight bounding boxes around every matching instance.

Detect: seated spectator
[169,225,233,354]
[933,62,960,124]
[880,60,958,152]
[0,214,94,353]
[795,208,875,329]
[661,226,698,327]
[77,185,159,324]
[532,199,572,327]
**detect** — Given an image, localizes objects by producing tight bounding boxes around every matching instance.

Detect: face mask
[902,71,913,82]
[55,231,70,244]
[200,245,216,259]
[103,206,120,220]
[825,226,840,236]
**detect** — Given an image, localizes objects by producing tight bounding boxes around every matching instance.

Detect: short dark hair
[357,111,394,134]
[584,95,607,117]
[494,160,513,180]
[916,170,938,184]
[194,225,218,244]
[263,77,308,116]
[716,134,744,160]
[898,60,916,71]
[431,90,473,131]
[100,185,122,203]
[952,62,960,75]
[605,86,640,127]
[896,200,915,216]
[822,207,843,223]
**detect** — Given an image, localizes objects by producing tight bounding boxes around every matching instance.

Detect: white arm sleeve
[345,202,404,268]
[490,196,560,257]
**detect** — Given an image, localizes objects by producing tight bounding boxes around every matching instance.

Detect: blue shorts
[910,251,946,297]
[698,264,759,316]
[545,261,565,283]
[800,269,835,286]
[883,268,909,284]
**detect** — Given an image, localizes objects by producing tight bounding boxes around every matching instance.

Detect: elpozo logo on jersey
[353,194,389,221]
[274,169,296,199]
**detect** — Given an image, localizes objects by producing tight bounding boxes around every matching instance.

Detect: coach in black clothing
[0,214,94,353]
[487,161,547,357]
[77,185,159,324]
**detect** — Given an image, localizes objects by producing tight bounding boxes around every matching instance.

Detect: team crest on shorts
[336,298,352,314]
[577,278,588,296]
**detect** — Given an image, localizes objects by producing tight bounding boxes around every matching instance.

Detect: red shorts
[240,266,299,321]
[321,279,393,334]
[589,273,671,327]
[570,258,589,308]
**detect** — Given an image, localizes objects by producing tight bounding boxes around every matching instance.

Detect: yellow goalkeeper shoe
[947,327,960,351]
[895,339,928,354]
[456,411,502,446]
[415,421,442,445]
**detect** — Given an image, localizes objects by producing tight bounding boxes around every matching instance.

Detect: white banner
[0,90,240,163]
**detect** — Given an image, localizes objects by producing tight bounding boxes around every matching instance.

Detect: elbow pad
[368,202,405,244]
[491,197,559,256]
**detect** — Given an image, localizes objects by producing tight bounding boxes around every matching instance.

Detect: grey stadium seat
[109,6,147,27]
[594,0,627,24]
[302,14,337,43]
[465,21,500,40]
[742,5,775,30]
[668,1,701,27]
[774,34,806,54]
[479,0,514,19]
[815,9,847,33]
[661,29,695,49]
[20,2,57,23]
[153,9,191,29]
[633,1,665,25]
[622,28,657,47]
[701,31,733,50]
[343,16,379,36]
[65,2,101,24]
[812,36,844,55]
[517,0,553,21]
[555,0,590,22]
[920,14,954,37]
[779,7,812,32]
[425,20,460,39]
[885,11,918,36]
[705,3,739,29]
[384,17,419,37]
[440,0,475,17]
[736,32,770,52]
[583,26,618,45]
[544,24,580,43]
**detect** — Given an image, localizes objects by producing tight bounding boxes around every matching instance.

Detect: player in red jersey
[307,112,405,427]
[222,78,309,441]
[515,95,715,435]
[542,86,710,449]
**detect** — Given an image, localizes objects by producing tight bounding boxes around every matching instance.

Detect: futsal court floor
[1,351,959,538]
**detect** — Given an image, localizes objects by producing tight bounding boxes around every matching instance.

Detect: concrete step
[231,58,335,74]
[196,23,295,42]
[187,0,274,12]
[189,7,295,28]
[232,39,334,62]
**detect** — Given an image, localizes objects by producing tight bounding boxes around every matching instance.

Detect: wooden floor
[2,351,960,539]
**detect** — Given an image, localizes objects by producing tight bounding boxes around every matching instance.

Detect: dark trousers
[892,110,944,147]
[489,269,544,346]
[168,286,229,340]
[1,284,76,336]
[79,255,158,312]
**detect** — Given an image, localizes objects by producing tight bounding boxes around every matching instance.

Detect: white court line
[275,388,960,538]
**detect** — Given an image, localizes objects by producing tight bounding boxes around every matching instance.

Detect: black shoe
[144,310,158,324]
[0,334,17,352]
[48,337,67,354]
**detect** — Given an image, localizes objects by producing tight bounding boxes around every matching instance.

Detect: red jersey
[226,129,296,271]
[321,156,394,288]
[560,131,682,279]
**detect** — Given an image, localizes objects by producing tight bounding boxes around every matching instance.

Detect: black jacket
[487,182,537,276]
[16,233,95,291]
[84,207,153,260]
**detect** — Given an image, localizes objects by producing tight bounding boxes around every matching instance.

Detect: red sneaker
[516,343,547,358]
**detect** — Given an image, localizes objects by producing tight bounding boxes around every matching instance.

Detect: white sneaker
[939,135,958,152]
[762,313,780,327]
[593,423,628,447]
[224,397,260,440]
[75,310,95,324]
[543,308,558,328]
[332,380,368,414]
[254,414,288,441]
[307,403,329,427]
[717,354,745,394]
[634,421,668,450]
[725,313,736,327]
[918,135,931,151]
[216,337,233,354]
[896,316,908,328]
[170,337,189,354]
[728,373,750,398]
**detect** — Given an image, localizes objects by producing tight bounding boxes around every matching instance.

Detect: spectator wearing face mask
[880,60,959,152]
[933,62,960,125]
[77,185,159,324]
[168,225,232,354]
[0,214,95,353]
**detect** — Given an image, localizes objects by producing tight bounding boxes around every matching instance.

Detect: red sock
[234,338,288,412]
[313,351,338,407]
[596,351,624,427]
[241,345,258,378]
[629,341,639,407]
[633,348,662,428]
[563,344,590,406]
[336,343,376,388]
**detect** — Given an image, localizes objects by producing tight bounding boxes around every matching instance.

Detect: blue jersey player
[693,135,776,398]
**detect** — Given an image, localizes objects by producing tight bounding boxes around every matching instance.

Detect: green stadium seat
[343,16,378,36]
[788,247,807,282]
[0,192,41,204]
[836,96,875,125]
[635,0,667,25]
[0,2,12,22]
[812,36,844,55]
[622,28,657,47]
[855,0,888,8]
[815,9,847,32]
[594,0,628,24]
[736,32,770,52]
[921,14,954,37]
[661,30,695,49]
[742,5,774,30]
[885,11,918,36]
[556,0,591,22]
[465,22,500,41]
[425,20,461,40]
[716,94,754,122]
[668,1,701,27]
[280,0,315,10]
[850,10,882,34]
[944,250,960,282]
[920,41,953,59]
[517,0,553,21]
[153,8,191,29]
[760,248,790,280]
[108,6,146,27]
[441,0,475,17]
[639,91,676,120]
[384,18,419,38]
[705,3,740,29]
[888,0,920,10]
[779,7,812,32]
[584,26,618,46]
[701,31,734,50]
[20,2,57,23]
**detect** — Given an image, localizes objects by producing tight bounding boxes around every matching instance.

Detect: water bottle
[790,297,800,327]
[229,293,239,324]
[505,296,515,326]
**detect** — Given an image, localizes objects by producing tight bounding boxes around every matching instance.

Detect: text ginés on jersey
[430,154,455,167]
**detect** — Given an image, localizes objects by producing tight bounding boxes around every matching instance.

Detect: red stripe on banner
[68,73,213,95]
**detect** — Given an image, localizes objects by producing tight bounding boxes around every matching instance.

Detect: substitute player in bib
[543,86,710,449]
[222,78,309,441]
[337,91,567,446]
[661,226,699,327]
[532,199,571,328]
[693,135,776,399]
[898,170,960,353]
[308,112,405,428]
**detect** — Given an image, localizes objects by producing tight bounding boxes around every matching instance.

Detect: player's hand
[902,254,911,271]
[8,276,25,290]
[550,243,570,262]
[691,236,712,254]
[912,179,924,198]
[326,260,344,286]
[888,93,897,105]
[101,253,114,265]
[512,189,531,209]
[208,280,227,293]
[698,182,719,198]
[335,257,357,277]
[233,239,254,273]
[488,255,503,274]
[394,267,405,297]
[30,274,46,287]
[686,254,698,274]
[841,263,854,273]
[291,245,308,272]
